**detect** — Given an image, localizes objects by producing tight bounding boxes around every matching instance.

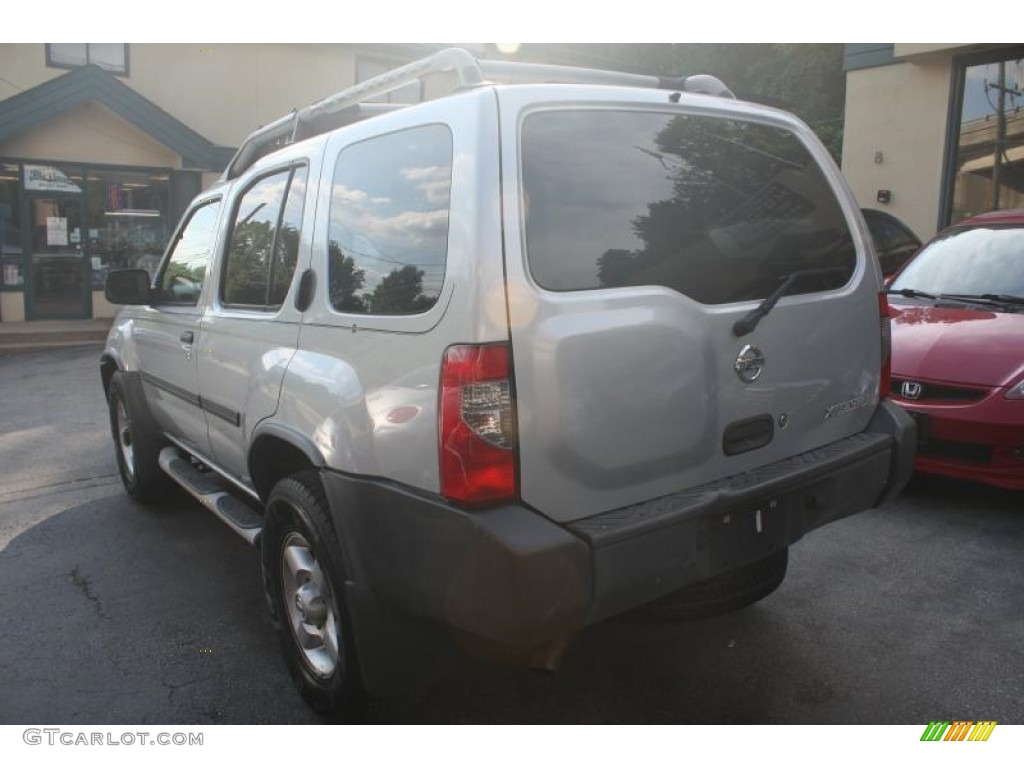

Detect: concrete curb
[0,319,112,356]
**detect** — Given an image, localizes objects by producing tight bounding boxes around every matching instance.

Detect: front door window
[29,196,86,318]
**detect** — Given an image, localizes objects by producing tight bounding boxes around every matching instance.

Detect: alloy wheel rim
[280,530,341,678]
[116,399,135,479]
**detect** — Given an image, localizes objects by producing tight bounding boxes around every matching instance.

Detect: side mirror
[105,269,152,305]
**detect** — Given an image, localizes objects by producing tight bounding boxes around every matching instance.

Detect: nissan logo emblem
[734,345,766,383]
[901,381,923,400]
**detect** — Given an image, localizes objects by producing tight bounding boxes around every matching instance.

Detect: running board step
[158,447,263,546]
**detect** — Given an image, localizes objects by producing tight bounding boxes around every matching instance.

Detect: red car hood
[890,303,1024,387]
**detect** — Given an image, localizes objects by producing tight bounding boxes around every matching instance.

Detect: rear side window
[222,165,307,309]
[327,125,452,315]
[521,110,855,304]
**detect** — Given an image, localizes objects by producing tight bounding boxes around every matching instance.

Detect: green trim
[843,44,895,72]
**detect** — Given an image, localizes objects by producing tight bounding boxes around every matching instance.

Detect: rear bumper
[323,399,914,649]
[576,400,913,621]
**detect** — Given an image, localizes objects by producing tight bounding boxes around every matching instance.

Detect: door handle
[180,331,194,344]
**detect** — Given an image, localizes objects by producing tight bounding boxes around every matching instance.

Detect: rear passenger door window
[327,125,452,315]
[222,165,307,310]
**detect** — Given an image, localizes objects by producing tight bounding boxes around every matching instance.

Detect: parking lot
[1,345,1022,724]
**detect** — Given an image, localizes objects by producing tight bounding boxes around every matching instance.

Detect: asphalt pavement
[1,345,1022,724]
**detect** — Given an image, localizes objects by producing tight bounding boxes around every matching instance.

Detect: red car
[887,209,1024,490]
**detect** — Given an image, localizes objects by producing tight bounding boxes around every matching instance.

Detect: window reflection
[892,226,1024,297]
[223,166,306,309]
[522,111,854,304]
[328,125,452,316]
[158,200,221,305]
[85,169,169,288]
[951,56,1024,223]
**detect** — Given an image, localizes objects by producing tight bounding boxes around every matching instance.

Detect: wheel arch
[99,353,120,401]
[248,423,326,502]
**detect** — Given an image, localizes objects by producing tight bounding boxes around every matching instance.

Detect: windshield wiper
[940,293,1024,309]
[733,267,844,337]
[887,288,940,300]
[978,293,1024,306]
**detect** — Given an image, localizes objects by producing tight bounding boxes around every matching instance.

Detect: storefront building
[1,160,193,321]
[843,44,1024,241]
[0,43,438,323]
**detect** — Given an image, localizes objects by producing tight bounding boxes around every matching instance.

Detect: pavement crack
[69,566,110,621]
[160,673,215,708]
[0,474,120,504]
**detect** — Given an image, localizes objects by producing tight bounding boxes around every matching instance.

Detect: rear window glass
[521,110,855,304]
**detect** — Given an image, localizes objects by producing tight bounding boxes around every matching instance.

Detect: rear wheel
[261,471,370,721]
[107,373,172,503]
[620,548,789,622]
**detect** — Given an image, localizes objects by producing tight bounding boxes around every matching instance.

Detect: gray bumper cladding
[322,401,913,647]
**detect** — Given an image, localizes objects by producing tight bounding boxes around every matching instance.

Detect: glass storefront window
[1,163,23,287]
[950,54,1024,224]
[85,169,170,288]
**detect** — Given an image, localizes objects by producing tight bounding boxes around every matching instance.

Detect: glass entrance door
[27,196,88,319]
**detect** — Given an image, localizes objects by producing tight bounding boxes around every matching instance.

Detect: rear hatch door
[500,89,882,523]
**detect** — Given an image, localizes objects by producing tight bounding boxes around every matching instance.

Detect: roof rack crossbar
[297,47,484,128]
[223,48,484,180]
[222,47,734,181]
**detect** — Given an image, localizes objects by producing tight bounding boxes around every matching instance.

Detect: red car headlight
[1005,380,1024,400]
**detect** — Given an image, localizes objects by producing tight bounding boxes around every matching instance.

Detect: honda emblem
[901,381,923,400]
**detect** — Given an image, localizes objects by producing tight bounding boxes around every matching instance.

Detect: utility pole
[987,62,1023,210]
[993,62,1005,209]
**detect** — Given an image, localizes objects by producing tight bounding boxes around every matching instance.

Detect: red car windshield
[891,224,1024,299]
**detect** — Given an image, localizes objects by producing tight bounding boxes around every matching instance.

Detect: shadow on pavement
[2,472,1022,724]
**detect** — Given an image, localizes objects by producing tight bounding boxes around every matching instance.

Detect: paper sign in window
[47,217,69,246]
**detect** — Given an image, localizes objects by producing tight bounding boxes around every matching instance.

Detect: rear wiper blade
[887,288,940,300]
[733,267,844,338]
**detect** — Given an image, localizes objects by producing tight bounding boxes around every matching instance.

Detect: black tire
[261,471,370,721]
[619,548,789,623]
[107,372,173,503]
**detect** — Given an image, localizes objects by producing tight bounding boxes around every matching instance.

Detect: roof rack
[222,47,735,181]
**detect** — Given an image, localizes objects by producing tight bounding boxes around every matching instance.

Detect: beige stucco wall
[841,58,954,240]
[0,292,26,322]
[0,44,51,102]
[91,290,116,319]
[128,44,365,146]
[0,44,380,149]
[0,101,181,168]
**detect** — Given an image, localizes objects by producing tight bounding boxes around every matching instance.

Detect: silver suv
[100,48,915,718]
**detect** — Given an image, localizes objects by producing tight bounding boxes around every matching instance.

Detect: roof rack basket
[222,47,734,180]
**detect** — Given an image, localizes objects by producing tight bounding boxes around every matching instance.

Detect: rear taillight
[879,293,892,397]
[439,343,516,504]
